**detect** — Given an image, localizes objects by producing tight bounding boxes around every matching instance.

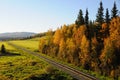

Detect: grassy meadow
[9,37,40,51]
[0,41,47,79]
[0,41,75,80]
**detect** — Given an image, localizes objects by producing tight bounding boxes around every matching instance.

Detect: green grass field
[0,41,75,80]
[0,42,16,51]
[10,37,40,52]
[0,41,47,80]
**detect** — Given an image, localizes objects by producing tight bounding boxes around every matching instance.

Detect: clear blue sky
[0,0,119,33]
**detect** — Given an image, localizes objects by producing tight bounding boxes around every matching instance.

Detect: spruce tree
[85,9,89,26]
[75,9,84,28]
[96,1,104,25]
[85,9,89,38]
[105,8,110,37]
[111,2,118,18]
[85,9,92,52]
[1,44,6,54]
[105,8,110,24]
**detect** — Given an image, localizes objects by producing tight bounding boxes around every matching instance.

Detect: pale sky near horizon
[0,0,119,33]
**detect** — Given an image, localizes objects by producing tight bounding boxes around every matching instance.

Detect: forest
[39,1,120,79]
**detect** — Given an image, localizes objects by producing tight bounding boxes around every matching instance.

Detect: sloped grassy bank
[0,42,75,80]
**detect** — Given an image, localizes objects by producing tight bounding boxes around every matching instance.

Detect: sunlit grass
[0,41,74,80]
[9,37,48,51]
[0,41,16,51]
[0,56,47,79]
[0,41,48,79]
[10,38,39,51]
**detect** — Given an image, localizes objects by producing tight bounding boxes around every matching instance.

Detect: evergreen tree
[105,8,110,37]
[85,9,92,55]
[111,2,118,18]
[85,8,89,26]
[75,9,84,28]
[96,1,104,25]
[85,9,91,40]
[105,8,110,24]
[1,44,6,54]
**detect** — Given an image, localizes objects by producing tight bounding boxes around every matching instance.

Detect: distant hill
[0,32,36,40]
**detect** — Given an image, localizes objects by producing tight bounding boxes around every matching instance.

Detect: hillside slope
[0,32,36,40]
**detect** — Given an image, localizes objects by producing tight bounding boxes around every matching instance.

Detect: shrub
[1,44,6,54]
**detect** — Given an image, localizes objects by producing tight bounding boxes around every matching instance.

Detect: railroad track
[7,42,98,80]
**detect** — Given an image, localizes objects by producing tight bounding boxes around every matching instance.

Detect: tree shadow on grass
[0,52,21,56]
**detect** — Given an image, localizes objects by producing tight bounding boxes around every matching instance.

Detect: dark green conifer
[96,1,104,25]
[105,8,110,24]
[75,9,84,28]
[1,44,6,54]
[85,8,89,26]
[111,2,118,18]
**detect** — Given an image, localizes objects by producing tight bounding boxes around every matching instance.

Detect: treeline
[39,1,120,79]
[22,31,55,40]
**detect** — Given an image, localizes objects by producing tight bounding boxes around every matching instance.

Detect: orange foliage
[74,25,86,45]
[53,28,63,45]
[79,35,91,68]
[100,38,116,68]
[102,23,107,30]
[58,39,66,59]
[109,17,120,48]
